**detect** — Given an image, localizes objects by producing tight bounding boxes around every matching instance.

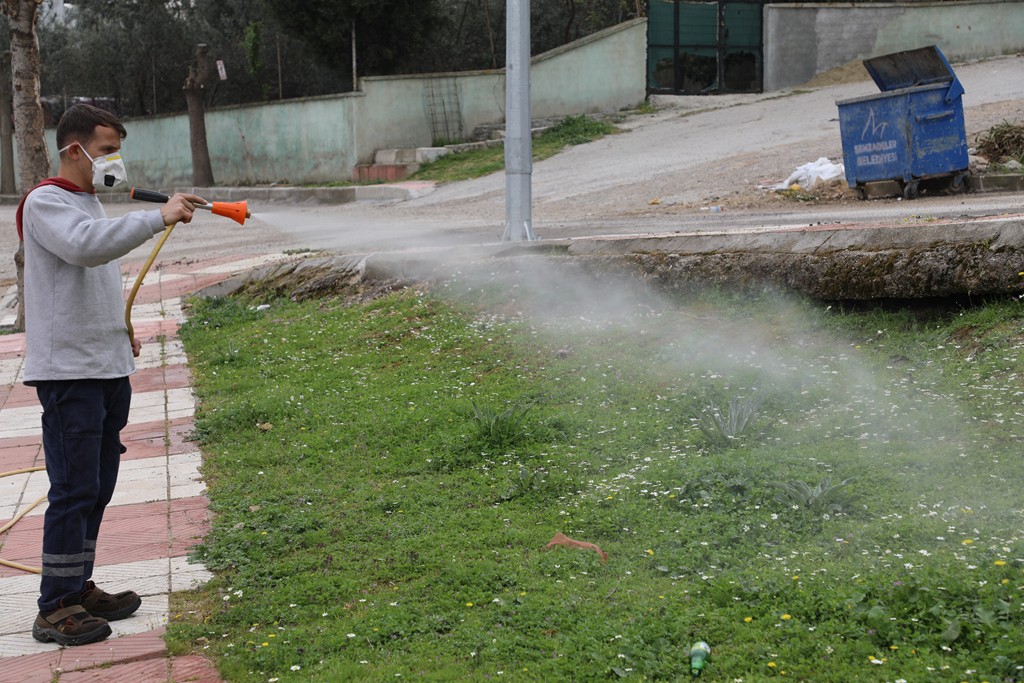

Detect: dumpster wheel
[902,181,920,200]
[950,172,967,194]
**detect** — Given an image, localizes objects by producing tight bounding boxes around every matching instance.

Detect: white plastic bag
[776,157,845,190]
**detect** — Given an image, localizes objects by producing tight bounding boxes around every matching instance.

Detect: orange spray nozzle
[130,187,250,225]
[208,200,249,225]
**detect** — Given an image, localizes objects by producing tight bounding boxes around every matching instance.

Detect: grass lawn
[169,265,1023,683]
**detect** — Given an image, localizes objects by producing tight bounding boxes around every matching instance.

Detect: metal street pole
[502,0,535,241]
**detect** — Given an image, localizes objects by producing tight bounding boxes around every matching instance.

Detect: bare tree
[184,43,215,186]
[0,51,16,195]
[2,0,51,332]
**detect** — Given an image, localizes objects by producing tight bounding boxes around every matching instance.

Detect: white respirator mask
[59,143,128,189]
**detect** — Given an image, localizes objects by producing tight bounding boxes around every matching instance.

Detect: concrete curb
[189,214,1024,302]
[967,174,1024,193]
[0,175,1018,207]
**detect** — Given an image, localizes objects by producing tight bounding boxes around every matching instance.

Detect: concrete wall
[39,18,646,190]
[354,19,648,156]
[764,0,1024,91]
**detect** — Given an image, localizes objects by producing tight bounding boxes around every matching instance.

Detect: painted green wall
[38,19,646,190]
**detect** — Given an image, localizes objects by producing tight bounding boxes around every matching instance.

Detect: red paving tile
[121,418,196,461]
[0,497,210,576]
[57,659,169,682]
[121,438,171,462]
[167,421,196,454]
[0,648,65,683]
[0,335,26,355]
[131,319,181,341]
[1,383,40,409]
[148,254,249,274]
[121,422,172,444]
[163,365,194,388]
[55,628,166,674]
[132,366,190,394]
[0,630,169,683]
[134,274,233,306]
[0,442,42,472]
[169,655,224,683]
[0,435,44,450]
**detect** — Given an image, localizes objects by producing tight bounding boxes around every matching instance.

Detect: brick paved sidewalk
[0,253,290,683]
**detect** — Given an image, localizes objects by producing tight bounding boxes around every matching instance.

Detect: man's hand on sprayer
[160,193,207,226]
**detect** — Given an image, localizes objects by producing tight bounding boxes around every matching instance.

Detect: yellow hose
[124,221,177,341]
[0,466,47,574]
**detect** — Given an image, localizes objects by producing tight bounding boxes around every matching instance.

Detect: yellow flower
[889,645,899,650]
[465,602,474,607]
[261,642,269,647]
[768,662,777,668]
[1001,579,1010,585]
[646,549,655,556]
[994,560,1007,566]
[781,614,792,620]
[962,539,974,545]
[744,616,753,623]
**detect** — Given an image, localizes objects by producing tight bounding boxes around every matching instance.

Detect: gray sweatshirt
[22,185,166,384]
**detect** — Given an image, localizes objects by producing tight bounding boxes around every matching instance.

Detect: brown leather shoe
[32,604,111,646]
[81,581,142,621]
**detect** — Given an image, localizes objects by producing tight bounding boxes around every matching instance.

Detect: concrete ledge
[192,216,1024,302]
[968,174,1024,193]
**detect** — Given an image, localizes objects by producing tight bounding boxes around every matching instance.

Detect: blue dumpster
[837,45,969,199]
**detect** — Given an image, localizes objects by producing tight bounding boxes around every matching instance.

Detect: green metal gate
[648,0,764,95]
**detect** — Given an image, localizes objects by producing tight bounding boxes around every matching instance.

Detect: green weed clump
[173,287,1024,683]
[694,391,766,447]
[469,400,533,449]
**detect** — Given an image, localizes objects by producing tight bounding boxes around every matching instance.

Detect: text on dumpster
[854,139,898,167]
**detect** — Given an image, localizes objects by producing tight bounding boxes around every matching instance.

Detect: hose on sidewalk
[0,466,47,574]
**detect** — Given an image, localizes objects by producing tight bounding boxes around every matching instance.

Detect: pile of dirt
[689,177,862,213]
[802,60,872,88]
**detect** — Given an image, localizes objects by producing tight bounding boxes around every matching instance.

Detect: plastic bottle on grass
[689,641,711,676]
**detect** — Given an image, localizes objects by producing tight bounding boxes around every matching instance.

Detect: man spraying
[17,103,203,646]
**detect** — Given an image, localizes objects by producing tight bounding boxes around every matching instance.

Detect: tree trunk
[0,52,15,196]
[2,0,51,333]
[183,43,215,187]
[481,0,497,70]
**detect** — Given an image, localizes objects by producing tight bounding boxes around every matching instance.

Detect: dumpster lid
[863,45,963,100]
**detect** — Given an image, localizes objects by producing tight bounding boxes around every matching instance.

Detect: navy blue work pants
[35,378,131,613]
